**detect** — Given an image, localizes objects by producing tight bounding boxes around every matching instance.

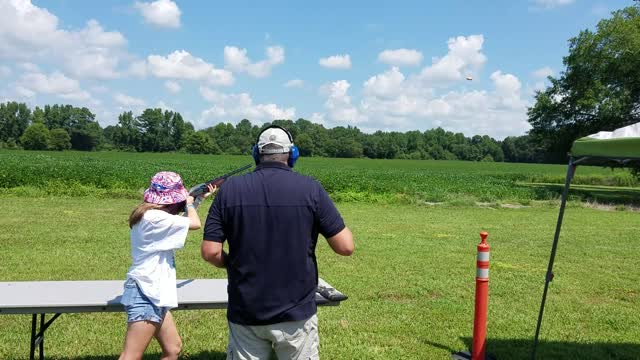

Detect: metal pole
[531,159,576,360]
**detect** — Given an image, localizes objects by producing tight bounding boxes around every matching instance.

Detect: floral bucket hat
[143,171,189,205]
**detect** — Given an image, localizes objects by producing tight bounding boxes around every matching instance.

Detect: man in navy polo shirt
[201,125,354,360]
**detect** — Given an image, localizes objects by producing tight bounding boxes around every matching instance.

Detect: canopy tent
[572,122,640,162]
[531,122,640,359]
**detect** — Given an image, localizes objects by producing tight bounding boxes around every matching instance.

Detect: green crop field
[1,150,638,206]
[0,150,639,359]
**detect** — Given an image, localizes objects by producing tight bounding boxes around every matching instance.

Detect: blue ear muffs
[253,125,299,167]
[288,145,299,167]
[252,144,260,165]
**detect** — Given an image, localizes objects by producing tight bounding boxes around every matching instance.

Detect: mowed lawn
[1,197,639,359]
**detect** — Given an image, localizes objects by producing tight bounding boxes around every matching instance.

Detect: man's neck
[257,160,290,169]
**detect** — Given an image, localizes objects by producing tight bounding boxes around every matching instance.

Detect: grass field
[1,197,639,359]
[1,150,638,206]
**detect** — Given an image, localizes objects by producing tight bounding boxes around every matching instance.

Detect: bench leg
[39,314,45,360]
[29,313,61,360]
[30,315,36,360]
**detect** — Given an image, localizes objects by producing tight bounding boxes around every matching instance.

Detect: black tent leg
[531,159,577,360]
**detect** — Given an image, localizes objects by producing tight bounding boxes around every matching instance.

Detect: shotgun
[188,164,252,198]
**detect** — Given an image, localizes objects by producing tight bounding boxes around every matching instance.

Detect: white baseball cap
[257,127,293,154]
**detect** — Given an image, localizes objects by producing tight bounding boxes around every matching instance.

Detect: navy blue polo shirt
[203,161,345,325]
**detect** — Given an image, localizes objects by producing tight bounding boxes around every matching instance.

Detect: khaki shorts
[227,314,319,360]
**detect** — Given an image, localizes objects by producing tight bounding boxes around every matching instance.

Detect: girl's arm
[186,184,217,230]
[185,196,201,230]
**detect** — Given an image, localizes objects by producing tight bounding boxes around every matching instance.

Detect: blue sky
[0,0,632,138]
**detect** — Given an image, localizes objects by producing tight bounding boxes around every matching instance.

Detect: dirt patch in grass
[378,292,415,303]
[501,203,528,209]
[583,202,640,212]
[423,201,445,206]
[616,289,639,302]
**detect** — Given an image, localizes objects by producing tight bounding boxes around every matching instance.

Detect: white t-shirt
[126,209,190,308]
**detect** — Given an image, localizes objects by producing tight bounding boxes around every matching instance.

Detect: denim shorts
[121,279,168,324]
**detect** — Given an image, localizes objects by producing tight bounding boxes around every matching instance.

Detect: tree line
[0,103,102,151]
[0,101,543,163]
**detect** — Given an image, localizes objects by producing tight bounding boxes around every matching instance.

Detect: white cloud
[164,80,181,94]
[223,46,285,78]
[0,0,65,57]
[0,1,128,79]
[319,54,352,69]
[15,86,35,99]
[147,50,234,86]
[490,70,526,110]
[148,50,210,79]
[91,85,109,93]
[0,65,11,77]
[378,49,423,67]
[199,86,295,125]
[419,35,487,85]
[321,80,367,124]
[66,47,121,79]
[527,81,547,96]
[310,112,326,125]
[96,110,117,126]
[80,19,127,48]
[128,60,148,78]
[363,66,407,99]
[134,0,181,28]
[156,101,174,111]
[19,62,39,72]
[15,71,93,102]
[284,79,304,88]
[532,66,554,79]
[528,67,553,95]
[436,90,527,137]
[114,92,146,107]
[530,0,574,9]
[223,46,249,72]
[312,65,529,138]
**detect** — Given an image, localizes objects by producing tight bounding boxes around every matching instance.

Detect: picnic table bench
[0,278,347,360]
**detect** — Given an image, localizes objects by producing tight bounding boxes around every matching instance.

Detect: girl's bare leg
[119,320,159,360]
[155,311,182,360]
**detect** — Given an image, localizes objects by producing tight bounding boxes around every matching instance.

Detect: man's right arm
[326,227,354,256]
[201,240,227,268]
[202,186,227,267]
[315,184,354,256]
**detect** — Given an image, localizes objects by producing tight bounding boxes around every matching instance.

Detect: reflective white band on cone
[477,251,490,262]
[476,268,489,279]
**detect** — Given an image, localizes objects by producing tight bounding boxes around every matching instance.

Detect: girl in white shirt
[119,171,215,360]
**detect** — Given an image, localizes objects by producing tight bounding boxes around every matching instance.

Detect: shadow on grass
[49,350,226,360]
[522,183,640,206]
[423,338,640,360]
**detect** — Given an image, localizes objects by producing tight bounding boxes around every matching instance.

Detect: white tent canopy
[588,122,640,139]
